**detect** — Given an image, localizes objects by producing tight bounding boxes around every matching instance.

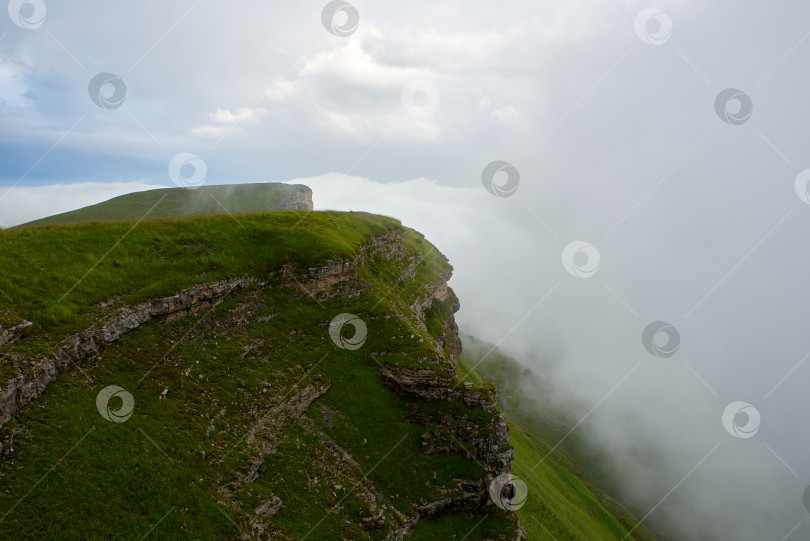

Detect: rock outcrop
[379,366,496,411]
[0,225,522,538]
[377,262,517,530]
[0,278,256,425]
[385,480,490,540]
[419,410,513,476]
[254,496,283,518]
[0,230,411,427]
[285,229,408,300]
[220,382,332,497]
[385,479,526,541]
[274,184,314,211]
[0,320,32,350]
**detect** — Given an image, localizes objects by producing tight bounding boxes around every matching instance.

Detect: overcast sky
[3,1,810,539]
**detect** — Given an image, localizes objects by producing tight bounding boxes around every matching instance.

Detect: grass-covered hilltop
[19,183,313,228]
[0,185,656,540]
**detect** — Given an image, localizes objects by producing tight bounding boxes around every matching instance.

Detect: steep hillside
[0,209,655,540]
[19,183,313,228]
[458,335,659,541]
[0,212,522,540]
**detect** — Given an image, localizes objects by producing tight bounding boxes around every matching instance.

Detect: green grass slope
[19,183,312,228]
[0,207,656,540]
[458,337,658,541]
[0,211,519,540]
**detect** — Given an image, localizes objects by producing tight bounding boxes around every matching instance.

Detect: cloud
[298,172,810,541]
[260,39,446,142]
[0,59,33,108]
[293,173,482,234]
[190,107,268,139]
[4,164,810,540]
[207,107,268,125]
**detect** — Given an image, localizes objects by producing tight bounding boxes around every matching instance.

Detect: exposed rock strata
[379,366,497,413]
[275,184,314,211]
[0,320,32,350]
[219,383,330,540]
[379,274,520,531]
[386,479,527,540]
[419,411,513,476]
[254,496,283,518]
[0,278,256,425]
[283,229,408,300]
[0,230,413,427]
[0,227,522,537]
[220,382,332,496]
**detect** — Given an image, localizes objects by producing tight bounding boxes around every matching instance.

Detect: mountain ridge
[18,183,313,228]
[0,211,526,539]
[0,190,656,539]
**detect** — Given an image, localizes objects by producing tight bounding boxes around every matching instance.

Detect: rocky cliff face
[275,184,314,211]
[0,218,522,539]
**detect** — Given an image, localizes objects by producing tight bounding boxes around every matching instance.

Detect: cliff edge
[0,210,523,540]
